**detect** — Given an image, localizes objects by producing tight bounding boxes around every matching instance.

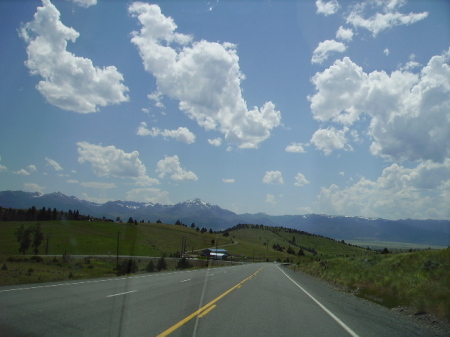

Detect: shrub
[176,257,192,270]
[146,260,155,272]
[117,259,139,275]
[156,256,167,271]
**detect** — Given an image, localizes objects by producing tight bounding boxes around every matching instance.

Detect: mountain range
[0,190,448,247]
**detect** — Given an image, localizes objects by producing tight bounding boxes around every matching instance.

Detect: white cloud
[19,0,129,113]
[312,40,347,64]
[309,50,450,162]
[80,182,117,189]
[285,142,308,153]
[310,126,352,155]
[67,179,79,184]
[336,26,354,41]
[23,182,46,193]
[15,169,31,176]
[69,0,97,8]
[0,165,7,172]
[316,0,340,16]
[263,171,284,185]
[222,178,235,184]
[346,0,428,37]
[384,48,390,56]
[294,173,310,187]
[265,193,277,205]
[126,188,172,205]
[137,122,196,144]
[77,142,159,185]
[129,2,281,149]
[45,157,63,171]
[208,138,223,147]
[156,155,198,181]
[316,160,450,220]
[27,165,37,172]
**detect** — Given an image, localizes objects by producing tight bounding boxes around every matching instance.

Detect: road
[0,263,435,336]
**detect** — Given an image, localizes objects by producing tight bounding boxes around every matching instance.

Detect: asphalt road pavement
[0,263,436,336]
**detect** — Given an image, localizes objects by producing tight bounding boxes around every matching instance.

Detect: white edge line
[106,290,137,298]
[277,266,360,337]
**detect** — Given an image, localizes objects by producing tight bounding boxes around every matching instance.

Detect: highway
[0,263,435,336]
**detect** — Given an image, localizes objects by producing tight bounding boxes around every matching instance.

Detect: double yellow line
[157,267,265,337]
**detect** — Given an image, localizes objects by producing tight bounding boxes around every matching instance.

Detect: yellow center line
[198,304,216,318]
[156,267,265,337]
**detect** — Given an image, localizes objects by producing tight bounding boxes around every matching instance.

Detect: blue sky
[0,0,449,219]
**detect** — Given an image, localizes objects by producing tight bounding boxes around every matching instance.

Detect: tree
[190,222,195,228]
[223,231,230,237]
[211,239,215,246]
[127,217,134,224]
[15,224,32,254]
[156,256,167,271]
[146,260,155,272]
[209,228,213,234]
[31,224,44,255]
[298,248,305,256]
[176,257,192,270]
[118,259,139,275]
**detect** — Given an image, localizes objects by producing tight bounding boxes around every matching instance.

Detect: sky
[0,0,449,220]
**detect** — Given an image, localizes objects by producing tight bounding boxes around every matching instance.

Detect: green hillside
[0,220,370,260]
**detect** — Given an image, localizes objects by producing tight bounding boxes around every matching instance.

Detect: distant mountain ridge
[0,190,448,246]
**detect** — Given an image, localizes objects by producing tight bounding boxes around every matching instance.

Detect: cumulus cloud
[137,122,196,144]
[308,50,450,162]
[126,188,172,204]
[263,171,284,185]
[285,142,308,153]
[222,178,235,184]
[19,0,129,113]
[129,2,281,149]
[316,0,340,16]
[208,138,223,147]
[27,165,37,173]
[346,0,428,37]
[336,26,353,41]
[77,142,158,185]
[294,173,310,187]
[156,155,198,181]
[45,157,63,171]
[316,160,450,220]
[69,0,97,8]
[0,165,7,172]
[265,193,277,205]
[312,39,347,64]
[15,169,31,176]
[310,126,352,155]
[384,48,390,56]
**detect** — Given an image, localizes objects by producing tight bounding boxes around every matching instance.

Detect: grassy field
[225,226,373,261]
[294,249,450,320]
[346,239,446,250]
[0,221,219,257]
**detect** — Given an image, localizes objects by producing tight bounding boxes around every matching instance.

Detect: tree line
[1,206,92,222]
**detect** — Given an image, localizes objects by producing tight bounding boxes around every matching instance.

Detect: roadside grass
[0,255,227,287]
[295,249,450,320]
